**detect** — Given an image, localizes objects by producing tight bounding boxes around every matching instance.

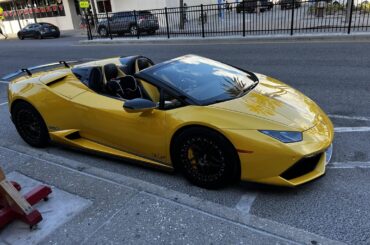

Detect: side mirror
[123,98,157,113]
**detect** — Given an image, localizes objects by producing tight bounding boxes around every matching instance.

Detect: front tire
[12,101,49,148]
[35,32,43,39]
[18,33,24,40]
[172,128,240,189]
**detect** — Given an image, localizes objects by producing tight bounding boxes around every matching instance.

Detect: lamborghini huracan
[3,55,334,188]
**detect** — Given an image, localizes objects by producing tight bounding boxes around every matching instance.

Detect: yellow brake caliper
[188,148,198,169]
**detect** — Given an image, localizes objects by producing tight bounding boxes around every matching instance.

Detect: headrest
[88,67,104,93]
[137,58,153,71]
[121,75,138,91]
[104,63,118,81]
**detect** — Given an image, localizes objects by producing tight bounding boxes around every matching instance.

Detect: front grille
[280,153,322,180]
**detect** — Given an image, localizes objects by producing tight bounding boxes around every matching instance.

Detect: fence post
[201,4,205,38]
[347,0,354,34]
[290,0,295,35]
[165,7,170,39]
[105,8,113,40]
[133,10,140,39]
[85,12,92,40]
[242,1,246,36]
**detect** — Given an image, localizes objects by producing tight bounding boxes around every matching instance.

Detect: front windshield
[149,56,257,104]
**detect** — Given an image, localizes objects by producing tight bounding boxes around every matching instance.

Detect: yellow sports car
[4,55,334,188]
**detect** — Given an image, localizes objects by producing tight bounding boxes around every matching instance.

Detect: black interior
[88,67,104,93]
[137,58,154,71]
[104,63,119,81]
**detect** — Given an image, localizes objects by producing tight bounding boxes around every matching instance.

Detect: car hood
[210,74,322,131]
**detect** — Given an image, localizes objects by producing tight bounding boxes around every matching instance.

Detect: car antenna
[21,68,32,76]
[59,61,70,68]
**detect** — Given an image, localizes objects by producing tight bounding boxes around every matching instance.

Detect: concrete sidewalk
[78,32,370,45]
[0,143,342,245]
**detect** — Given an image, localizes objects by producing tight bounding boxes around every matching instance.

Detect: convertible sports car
[3,55,334,188]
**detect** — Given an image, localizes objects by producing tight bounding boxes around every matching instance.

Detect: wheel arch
[10,99,42,122]
[169,124,241,177]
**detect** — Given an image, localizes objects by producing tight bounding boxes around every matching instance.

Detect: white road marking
[0,102,8,106]
[329,114,370,122]
[334,127,370,133]
[235,194,257,214]
[328,161,370,169]
[0,81,9,84]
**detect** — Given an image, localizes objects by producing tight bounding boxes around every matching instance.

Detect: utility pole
[179,0,184,29]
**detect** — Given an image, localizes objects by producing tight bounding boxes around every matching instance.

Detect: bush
[358,2,370,13]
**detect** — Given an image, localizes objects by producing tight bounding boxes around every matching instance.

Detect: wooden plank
[0,167,33,215]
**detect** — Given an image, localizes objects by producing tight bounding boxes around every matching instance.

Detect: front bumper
[224,118,334,187]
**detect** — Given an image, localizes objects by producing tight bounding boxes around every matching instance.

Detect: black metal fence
[84,1,370,40]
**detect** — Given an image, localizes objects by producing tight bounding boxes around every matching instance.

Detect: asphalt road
[0,36,370,244]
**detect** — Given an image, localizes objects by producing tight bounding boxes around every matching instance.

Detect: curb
[78,32,370,45]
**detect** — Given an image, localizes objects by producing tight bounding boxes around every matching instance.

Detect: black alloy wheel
[130,25,138,36]
[12,102,49,148]
[173,128,240,189]
[99,26,108,37]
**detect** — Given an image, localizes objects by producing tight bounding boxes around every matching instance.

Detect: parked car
[236,0,274,13]
[17,23,60,40]
[280,0,302,9]
[3,55,334,188]
[97,11,159,37]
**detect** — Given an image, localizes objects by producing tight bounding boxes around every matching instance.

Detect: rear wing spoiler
[1,60,85,82]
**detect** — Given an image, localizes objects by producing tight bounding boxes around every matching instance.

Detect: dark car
[17,22,60,40]
[236,0,273,13]
[97,11,159,37]
[280,0,302,9]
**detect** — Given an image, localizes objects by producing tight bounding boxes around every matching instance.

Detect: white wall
[109,0,220,12]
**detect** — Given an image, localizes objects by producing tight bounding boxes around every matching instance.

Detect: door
[71,91,169,163]
[22,25,33,37]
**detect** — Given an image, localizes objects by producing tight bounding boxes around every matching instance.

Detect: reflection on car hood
[211,74,323,131]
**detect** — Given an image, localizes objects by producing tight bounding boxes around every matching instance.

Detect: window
[97,0,112,13]
[1,0,65,21]
[149,56,257,105]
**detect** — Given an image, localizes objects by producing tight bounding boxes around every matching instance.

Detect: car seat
[88,67,105,93]
[120,75,142,100]
[104,63,125,98]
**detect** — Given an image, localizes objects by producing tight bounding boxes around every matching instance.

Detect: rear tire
[98,27,108,37]
[172,128,240,189]
[12,101,49,148]
[130,25,138,36]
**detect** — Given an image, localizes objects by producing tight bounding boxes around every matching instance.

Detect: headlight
[259,130,303,143]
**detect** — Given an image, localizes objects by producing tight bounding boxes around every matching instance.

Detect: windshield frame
[137,55,259,106]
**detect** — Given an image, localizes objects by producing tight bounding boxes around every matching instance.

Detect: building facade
[0,0,82,34]
[92,0,220,14]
